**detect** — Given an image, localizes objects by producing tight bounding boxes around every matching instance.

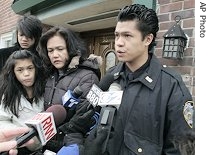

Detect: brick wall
[0,0,20,34]
[156,0,195,99]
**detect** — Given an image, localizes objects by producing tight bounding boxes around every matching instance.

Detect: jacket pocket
[124,131,161,155]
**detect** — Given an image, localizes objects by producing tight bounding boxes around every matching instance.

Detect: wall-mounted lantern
[162,15,187,59]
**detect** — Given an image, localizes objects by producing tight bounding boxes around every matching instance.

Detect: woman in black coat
[38,26,102,153]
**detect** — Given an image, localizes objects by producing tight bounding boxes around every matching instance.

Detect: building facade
[0,0,195,98]
[0,0,20,48]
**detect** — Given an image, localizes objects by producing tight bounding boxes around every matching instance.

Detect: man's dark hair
[16,15,43,50]
[117,4,159,51]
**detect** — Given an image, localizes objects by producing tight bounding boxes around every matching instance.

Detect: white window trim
[0,31,14,48]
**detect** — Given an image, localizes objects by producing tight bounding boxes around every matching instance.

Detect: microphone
[62,86,83,108]
[0,106,66,155]
[96,82,123,153]
[46,104,67,126]
[55,75,118,155]
[98,73,115,91]
[98,82,123,109]
[0,105,65,155]
[108,82,122,91]
[17,105,66,147]
[86,73,123,153]
[86,73,115,107]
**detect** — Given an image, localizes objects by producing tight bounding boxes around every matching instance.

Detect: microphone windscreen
[73,86,83,98]
[46,104,67,126]
[108,83,121,91]
[98,73,114,91]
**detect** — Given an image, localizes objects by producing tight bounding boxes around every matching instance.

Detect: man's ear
[144,33,154,46]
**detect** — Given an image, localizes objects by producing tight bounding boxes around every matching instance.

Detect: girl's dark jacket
[105,53,194,155]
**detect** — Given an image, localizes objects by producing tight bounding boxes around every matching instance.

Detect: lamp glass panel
[173,46,178,51]
[170,39,174,44]
[173,52,177,58]
[169,45,174,51]
[174,39,178,45]
[165,39,170,44]
[168,52,172,57]
[164,45,168,51]
[163,51,168,57]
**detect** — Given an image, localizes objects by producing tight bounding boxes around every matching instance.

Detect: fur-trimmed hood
[68,54,102,69]
[68,54,103,79]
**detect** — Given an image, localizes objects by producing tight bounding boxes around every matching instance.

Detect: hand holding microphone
[58,101,95,136]
[85,73,123,154]
[60,84,101,136]
[0,127,34,155]
[0,104,67,155]
[57,101,97,155]
[22,104,66,146]
[57,74,121,155]
[84,127,109,155]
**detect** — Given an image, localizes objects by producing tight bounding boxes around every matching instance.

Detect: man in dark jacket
[83,4,194,155]
[47,4,194,155]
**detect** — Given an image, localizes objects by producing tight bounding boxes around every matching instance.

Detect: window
[0,32,14,48]
[105,51,116,71]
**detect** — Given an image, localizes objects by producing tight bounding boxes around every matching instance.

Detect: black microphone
[98,73,115,91]
[86,73,115,107]
[86,73,123,153]
[96,82,123,153]
[61,86,85,122]
[62,86,83,108]
[0,105,67,155]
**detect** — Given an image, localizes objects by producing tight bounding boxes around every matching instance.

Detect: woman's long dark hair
[38,26,88,74]
[0,50,45,116]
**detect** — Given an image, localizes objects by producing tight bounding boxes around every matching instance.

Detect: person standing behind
[0,15,42,72]
[0,50,45,154]
[38,26,102,152]
[84,4,194,155]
